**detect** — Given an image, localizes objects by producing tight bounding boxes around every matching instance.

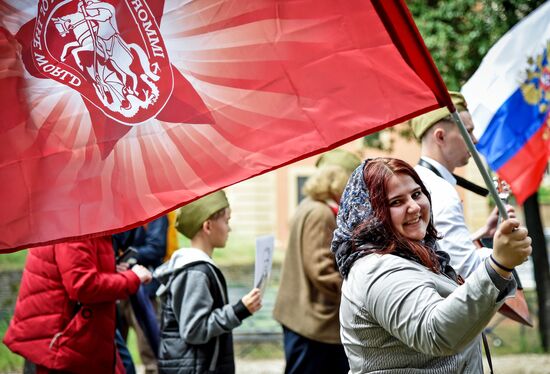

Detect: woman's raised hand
[491,218,532,277]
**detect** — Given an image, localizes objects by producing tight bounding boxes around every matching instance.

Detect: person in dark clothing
[155,190,262,374]
[114,215,169,374]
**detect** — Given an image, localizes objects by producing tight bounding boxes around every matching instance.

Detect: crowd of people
[3,92,533,373]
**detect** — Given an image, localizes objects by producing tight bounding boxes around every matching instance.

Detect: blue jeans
[283,326,349,374]
[115,328,136,374]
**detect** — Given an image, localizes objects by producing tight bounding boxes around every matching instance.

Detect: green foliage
[0,250,27,271]
[0,317,24,372]
[538,185,550,204]
[363,1,547,151]
[408,0,547,90]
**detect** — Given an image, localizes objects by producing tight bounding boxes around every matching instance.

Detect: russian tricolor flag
[462,2,550,205]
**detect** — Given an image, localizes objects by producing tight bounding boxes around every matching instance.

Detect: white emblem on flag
[52,0,160,118]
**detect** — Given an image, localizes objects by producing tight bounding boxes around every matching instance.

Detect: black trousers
[282,326,349,374]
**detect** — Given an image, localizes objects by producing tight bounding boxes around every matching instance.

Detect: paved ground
[482,354,550,374]
[234,354,550,374]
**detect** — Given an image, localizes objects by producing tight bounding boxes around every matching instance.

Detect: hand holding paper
[254,235,274,294]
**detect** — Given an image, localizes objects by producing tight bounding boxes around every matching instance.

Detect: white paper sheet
[254,235,274,293]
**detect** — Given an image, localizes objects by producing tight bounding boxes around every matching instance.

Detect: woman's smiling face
[387,173,430,241]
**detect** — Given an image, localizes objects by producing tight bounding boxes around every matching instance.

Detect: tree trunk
[523,192,550,352]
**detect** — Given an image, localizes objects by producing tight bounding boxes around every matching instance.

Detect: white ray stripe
[165,59,282,80]
[57,94,88,145]
[197,90,296,132]
[163,18,340,52]
[29,84,75,130]
[98,152,117,221]
[167,46,281,63]
[128,128,175,208]
[143,129,191,191]
[185,74,311,122]
[65,96,94,149]
[118,131,161,214]
[58,121,96,201]
[134,123,211,191]
[162,0,268,33]
[0,0,36,34]
[191,124,283,166]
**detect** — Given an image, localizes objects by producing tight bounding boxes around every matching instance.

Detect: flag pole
[450,111,509,220]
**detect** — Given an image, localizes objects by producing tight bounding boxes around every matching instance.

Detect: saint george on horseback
[53,0,160,117]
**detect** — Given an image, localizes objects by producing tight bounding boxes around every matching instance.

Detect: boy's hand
[132,265,153,284]
[242,288,262,314]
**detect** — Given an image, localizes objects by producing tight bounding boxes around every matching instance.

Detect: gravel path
[235,354,550,374]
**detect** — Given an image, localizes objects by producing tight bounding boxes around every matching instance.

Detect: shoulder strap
[418,159,489,197]
[482,332,494,374]
[166,260,210,285]
[418,158,443,178]
[168,261,224,373]
[203,263,226,372]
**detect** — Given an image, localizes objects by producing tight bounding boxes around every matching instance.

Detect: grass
[126,329,141,365]
[485,317,543,355]
[0,250,27,271]
[0,288,547,373]
[0,239,546,371]
[235,341,285,359]
[485,290,544,355]
[0,317,24,372]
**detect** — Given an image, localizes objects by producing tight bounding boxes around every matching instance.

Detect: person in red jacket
[3,236,152,374]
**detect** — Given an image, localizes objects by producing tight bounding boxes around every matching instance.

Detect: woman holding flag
[331,158,531,373]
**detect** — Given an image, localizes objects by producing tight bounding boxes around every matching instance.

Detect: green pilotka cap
[315,149,361,173]
[410,91,468,139]
[175,190,229,239]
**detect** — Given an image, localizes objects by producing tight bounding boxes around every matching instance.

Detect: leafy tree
[408,0,547,90]
[366,1,547,151]
[407,1,550,353]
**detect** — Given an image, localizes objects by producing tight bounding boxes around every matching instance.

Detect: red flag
[0,0,450,251]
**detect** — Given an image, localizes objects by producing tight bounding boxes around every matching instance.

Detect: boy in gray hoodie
[155,190,262,374]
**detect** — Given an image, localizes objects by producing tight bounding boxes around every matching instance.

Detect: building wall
[223,126,543,251]
[225,172,277,239]
[225,128,424,248]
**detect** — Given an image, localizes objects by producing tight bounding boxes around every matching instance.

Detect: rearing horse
[53,3,158,96]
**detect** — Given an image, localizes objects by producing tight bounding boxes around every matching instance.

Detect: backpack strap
[482,332,494,374]
[202,263,227,373]
[166,261,225,373]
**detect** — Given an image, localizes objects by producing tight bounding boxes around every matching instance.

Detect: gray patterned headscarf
[330,160,372,277]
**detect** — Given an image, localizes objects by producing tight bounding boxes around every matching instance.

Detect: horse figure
[52,1,159,114]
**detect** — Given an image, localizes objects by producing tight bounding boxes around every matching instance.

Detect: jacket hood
[154,248,216,296]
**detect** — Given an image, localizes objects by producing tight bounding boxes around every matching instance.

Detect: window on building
[296,175,309,205]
